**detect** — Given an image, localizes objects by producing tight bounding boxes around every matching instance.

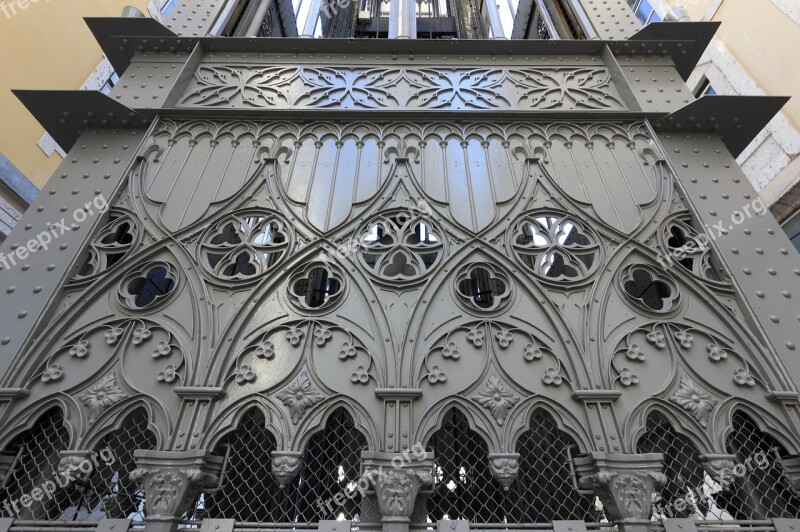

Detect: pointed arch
[509,408,599,523]
[720,410,800,519]
[0,407,71,521]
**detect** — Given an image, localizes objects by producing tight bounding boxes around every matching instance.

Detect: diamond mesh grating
[67,407,156,521]
[202,407,368,523]
[0,407,156,521]
[0,409,70,520]
[637,411,800,520]
[724,412,800,519]
[421,409,599,524]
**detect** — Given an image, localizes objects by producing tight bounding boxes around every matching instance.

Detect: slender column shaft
[244,0,272,36]
[484,0,504,38]
[389,0,416,38]
[301,0,322,36]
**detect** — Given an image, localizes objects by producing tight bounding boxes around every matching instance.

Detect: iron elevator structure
[1,2,800,532]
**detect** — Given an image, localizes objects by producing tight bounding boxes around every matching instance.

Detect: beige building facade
[0,0,174,242]
[640,0,800,247]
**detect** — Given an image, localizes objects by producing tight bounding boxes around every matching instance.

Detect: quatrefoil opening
[288,263,345,312]
[455,263,512,313]
[621,265,679,313]
[119,262,179,310]
[510,212,600,283]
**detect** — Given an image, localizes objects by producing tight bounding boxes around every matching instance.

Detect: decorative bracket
[270,450,303,488]
[571,391,624,452]
[699,453,738,491]
[487,453,521,488]
[781,456,800,493]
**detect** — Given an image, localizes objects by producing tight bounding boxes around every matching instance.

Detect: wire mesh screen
[723,412,800,519]
[202,407,368,523]
[0,409,70,520]
[65,407,156,521]
[637,412,723,519]
[421,409,598,524]
[637,411,800,520]
[0,407,156,521]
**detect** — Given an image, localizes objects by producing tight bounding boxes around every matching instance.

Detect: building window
[162,0,178,16]
[782,210,800,252]
[99,72,120,95]
[627,0,662,24]
[694,77,718,97]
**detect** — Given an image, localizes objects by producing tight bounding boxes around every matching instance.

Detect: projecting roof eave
[653,95,790,158]
[84,17,178,74]
[628,21,720,81]
[12,90,152,152]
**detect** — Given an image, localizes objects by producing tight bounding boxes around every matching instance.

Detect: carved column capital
[575,452,665,530]
[362,451,435,532]
[270,450,303,488]
[699,453,738,491]
[487,453,520,488]
[781,455,800,493]
[132,450,224,532]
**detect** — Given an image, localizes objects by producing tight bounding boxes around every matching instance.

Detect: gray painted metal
[96,520,132,532]
[11,91,151,152]
[199,520,234,532]
[437,521,469,532]
[662,519,697,532]
[1,4,800,532]
[773,519,800,532]
[553,521,589,532]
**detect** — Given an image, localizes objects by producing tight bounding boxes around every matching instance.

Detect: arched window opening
[0,409,70,520]
[723,412,800,519]
[424,409,505,522]
[511,410,599,522]
[422,409,596,524]
[637,412,725,520]
[201,407,368,523]
[202,409,283,522]
[61,407,157,521]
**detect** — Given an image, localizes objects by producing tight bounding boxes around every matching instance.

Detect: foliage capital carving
[362,451,435,522]
[132,450,224,521]
[575,452,665,522]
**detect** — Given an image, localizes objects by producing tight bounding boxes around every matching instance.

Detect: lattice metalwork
[637,412,722,519]
[724,412,800,519]
[64,407,156,521]
[421,409,599,524]
[637,411,800,520]
[202,407,368,522]
[0,407,156,521]
[0,409,70,520]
